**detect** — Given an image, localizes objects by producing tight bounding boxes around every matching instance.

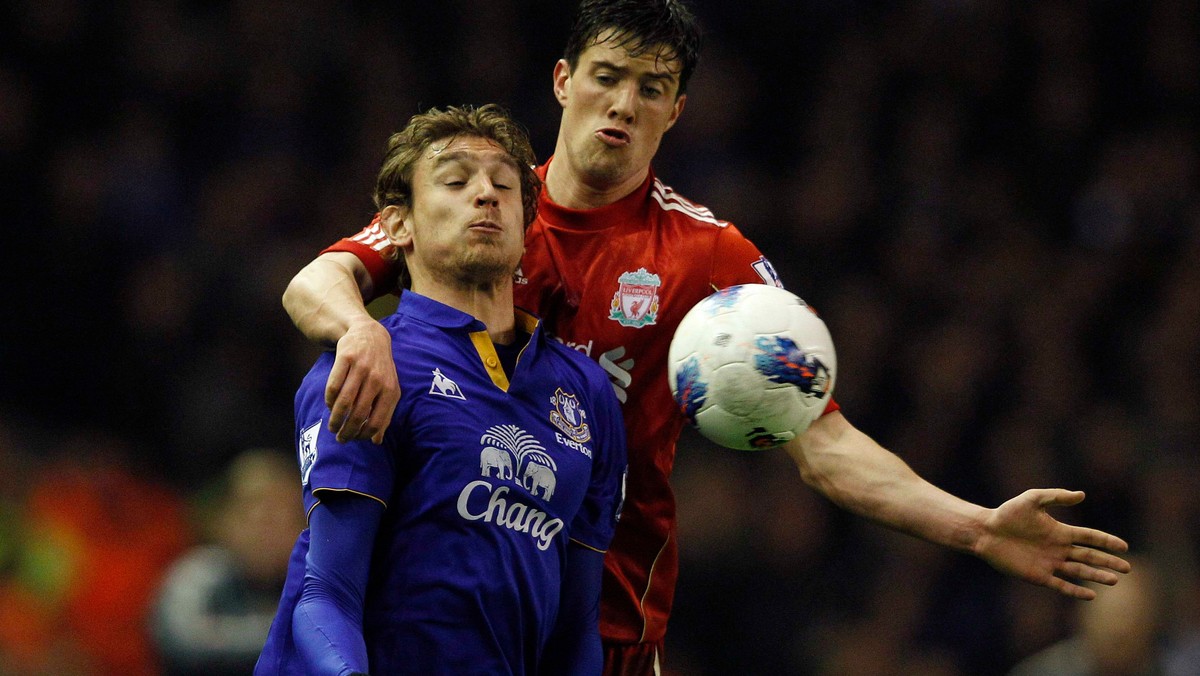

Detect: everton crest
[549,388,591,444]
[609,268,661,328]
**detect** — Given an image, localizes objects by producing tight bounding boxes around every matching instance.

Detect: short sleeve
[320,214,403,299]
[294,356,395,515]
[710,223,785,290]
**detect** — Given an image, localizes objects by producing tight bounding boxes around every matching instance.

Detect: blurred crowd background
[2,0,1198,674]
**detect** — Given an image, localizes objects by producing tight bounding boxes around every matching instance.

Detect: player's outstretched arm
[785,410,1131,599]
[283,251,399,443]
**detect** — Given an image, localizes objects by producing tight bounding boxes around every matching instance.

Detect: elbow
[282,273,306,321]
[784,410,852,500]
[785,437,829,493]
[282,260,332,326]
[796,454,836,498]
[785,413,841,482]
[282,269,333,347]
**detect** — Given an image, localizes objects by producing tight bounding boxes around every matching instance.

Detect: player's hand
[975,488,1131,600]
[326,319,399,444]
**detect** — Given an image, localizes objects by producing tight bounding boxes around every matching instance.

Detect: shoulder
[648,177,731,230]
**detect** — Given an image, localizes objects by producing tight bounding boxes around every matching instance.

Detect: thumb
[1031,488,1085,507]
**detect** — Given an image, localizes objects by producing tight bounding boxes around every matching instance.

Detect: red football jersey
[324,160,835,645]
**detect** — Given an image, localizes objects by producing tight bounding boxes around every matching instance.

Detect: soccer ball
[668,284,837,451]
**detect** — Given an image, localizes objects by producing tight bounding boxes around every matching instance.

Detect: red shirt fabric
[324,159,836,645]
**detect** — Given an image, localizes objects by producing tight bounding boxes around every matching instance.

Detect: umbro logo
[430,368,466,400]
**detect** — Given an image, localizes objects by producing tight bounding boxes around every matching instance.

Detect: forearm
[540,545,604,675]
[790,412,1132,600]
[283,252,378,347]
[293,589,369,676]
[293,496,382,675]
[786,410,988,554]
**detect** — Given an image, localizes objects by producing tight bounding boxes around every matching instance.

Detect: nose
[475,177,500,208]
[607,82,637,123]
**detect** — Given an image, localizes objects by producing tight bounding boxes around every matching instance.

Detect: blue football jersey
[260,292,626,675]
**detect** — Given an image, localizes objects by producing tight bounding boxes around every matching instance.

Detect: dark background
[2,1,1198,674]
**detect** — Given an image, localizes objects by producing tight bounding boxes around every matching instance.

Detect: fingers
[1035,491,1131,567]
[326,348,361,434]
[1044,575,1099,601]
[988,488,1133,601]
[335,382,378,443]
[325,352,401,444]
[348,366,400,443]
[369,387,402,444]
[323,319,399,442]
[1069,525,1131,556]
[1067,541,1132,574]
[326,355,350,410]
[1058,560,1121,587]
[328,369,366,442]
[1043,543,1132,600]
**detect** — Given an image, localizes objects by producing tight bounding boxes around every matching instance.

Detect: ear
[379,204,413,249]
[663,93,687,133]
[552,59,572,108]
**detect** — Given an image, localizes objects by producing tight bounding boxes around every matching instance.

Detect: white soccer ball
[668,284,837,451]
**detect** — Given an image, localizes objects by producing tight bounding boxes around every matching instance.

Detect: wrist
[961,505,993,556]
[345,312,385,335]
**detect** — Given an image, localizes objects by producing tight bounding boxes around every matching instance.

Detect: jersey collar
[396,291,541,339]
[535,158,655,231]
[396,291,542,393]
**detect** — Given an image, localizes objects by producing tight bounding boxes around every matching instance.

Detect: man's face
[554,33,687,188]
[398,135,526,287]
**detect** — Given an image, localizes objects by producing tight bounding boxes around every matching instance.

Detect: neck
[412,276,516,344]
[545,141,648,210]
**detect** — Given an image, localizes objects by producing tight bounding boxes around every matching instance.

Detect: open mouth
[597,128,631,146]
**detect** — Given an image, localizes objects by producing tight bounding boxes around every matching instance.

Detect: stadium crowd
[1,1,1197,674]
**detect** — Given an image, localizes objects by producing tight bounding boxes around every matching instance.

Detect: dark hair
[373,104,541,229]
[563,0,702,95]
